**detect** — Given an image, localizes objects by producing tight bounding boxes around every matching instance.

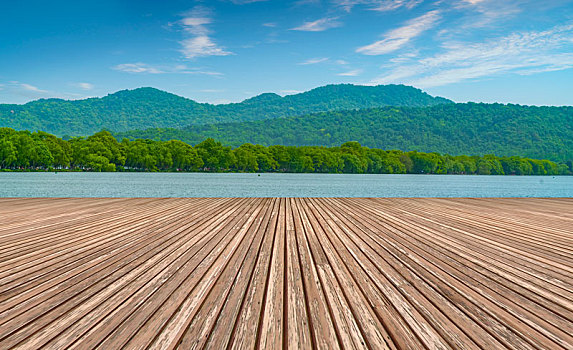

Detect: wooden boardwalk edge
[0,198,572,349]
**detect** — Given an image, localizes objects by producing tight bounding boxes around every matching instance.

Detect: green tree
[85,154,116,172]
[409,152,439,174]
[195,138,234,171]
[233,144,259,172]
[35,131,71,168]
[0,139,17,168]
[166,140,203,171]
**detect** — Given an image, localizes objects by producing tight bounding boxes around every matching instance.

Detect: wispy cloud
[113,63,223,76]
[295,0,321,5]
[335,0,423,12]
[230,0,269,4]
[113,63,164,74]
[388,50,419,63]
[19,83,48,93]
[73,82,94,90]
[298,57,329,65]
[291,17,342,32]
[262,22,277,27]
[452,0,522,29]
[2,81,85,101]
[372,23,573,87]
[179,6,232,59]
[338,69,363,76]
[371,0,424,11]
[357,10,440,55]
[184,70,224,77]
[180,36,232,59]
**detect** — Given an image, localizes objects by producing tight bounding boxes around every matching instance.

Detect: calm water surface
[0,172,571,197]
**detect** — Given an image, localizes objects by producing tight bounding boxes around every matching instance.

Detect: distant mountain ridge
[0,84,452,136]
[115,103,573,162]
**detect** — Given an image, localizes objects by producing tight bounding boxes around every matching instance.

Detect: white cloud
[181,17,211,32]
[184,70,224,76]
[452,0,522,29]
[292,17,342,32]
[180,7,212,35]
[113,63,223,76]
[179,6,233,59]
[335,0,423,12]
[357,10,440,55]
[230,0,269,4]
[336,59,349,65]
[0,81,94,102]
[20,83,48,93]
[1,81,58,100]
[180,36,232,59]
[516,53,573,75]
[387,50,419,64]
[73,82,94,90]
[113,63,164,74]
[370,65,424,84]
[295,0,321,5]
[299,57,329,65]
[263,22,277,27]
[169,64,224,76]
[338,69,363,76]
[371,0,423,11]
[372,23,573,87]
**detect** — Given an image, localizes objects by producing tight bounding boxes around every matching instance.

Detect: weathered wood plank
[0,198,571,350]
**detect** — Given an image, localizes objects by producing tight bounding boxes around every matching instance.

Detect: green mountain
[115,103,573,162]
[0,84,451,136]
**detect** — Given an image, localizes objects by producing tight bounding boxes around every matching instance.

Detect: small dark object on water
[258,174,261,176]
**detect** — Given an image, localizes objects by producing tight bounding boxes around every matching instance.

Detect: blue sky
[1,0,572,105]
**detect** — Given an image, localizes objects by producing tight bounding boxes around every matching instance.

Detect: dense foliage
[1,128,570,175]
[117,102,573,162]
[0,84,450,136]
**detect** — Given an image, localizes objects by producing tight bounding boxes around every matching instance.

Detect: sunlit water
[0,172,571,197]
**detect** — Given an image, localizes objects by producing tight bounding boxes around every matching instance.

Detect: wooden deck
[0,198,572,349]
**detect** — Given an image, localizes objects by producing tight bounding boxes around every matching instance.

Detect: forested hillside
[0,84,450,136]
[1,128,569,175]
[116,103,573,162]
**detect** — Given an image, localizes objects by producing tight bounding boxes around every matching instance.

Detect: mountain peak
[1,84,452,136]
[105,87,186,100]
[241,92,282,104]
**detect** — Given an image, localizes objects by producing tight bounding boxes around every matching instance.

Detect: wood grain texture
[0,198,572,349]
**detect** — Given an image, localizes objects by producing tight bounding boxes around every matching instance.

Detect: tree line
[1,128,571,175]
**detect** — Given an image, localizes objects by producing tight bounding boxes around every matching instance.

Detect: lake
[0,172,571,197]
